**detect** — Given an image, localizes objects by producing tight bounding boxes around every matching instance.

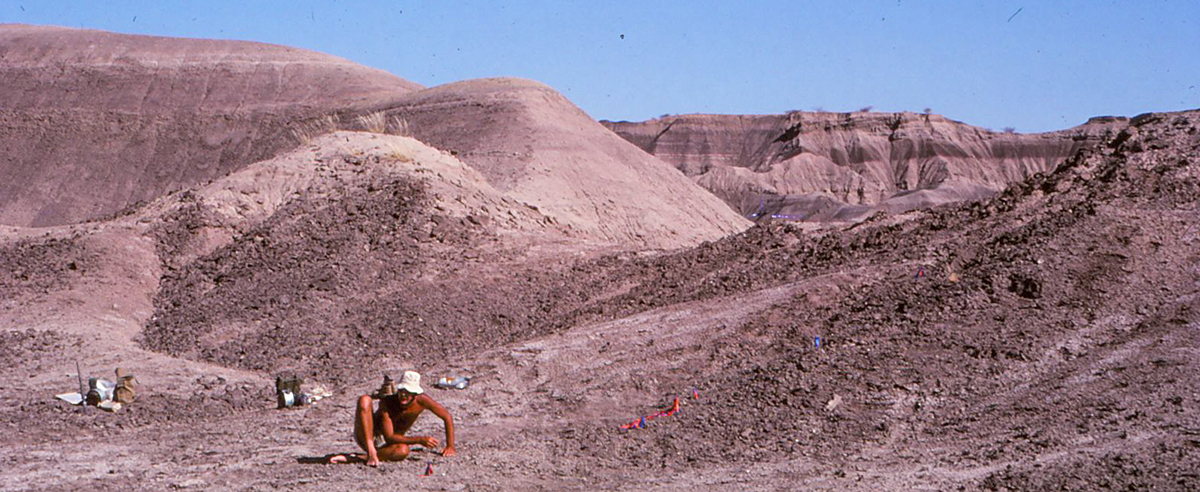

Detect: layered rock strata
[604,112,1126,221]
[1,26,748,248]
[0,24,421,226]
[388,78,750,248]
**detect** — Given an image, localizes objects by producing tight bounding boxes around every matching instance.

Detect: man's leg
[353,394,375,452]
[356,394,410,462]
[375,443,411,462]
[329,395,378,464]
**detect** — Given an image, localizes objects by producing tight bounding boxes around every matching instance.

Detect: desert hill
[0,26,747,249]
[136,131,611,383]
[385,77,749,247]
[0,24,422,227]
[603,112,1127,221]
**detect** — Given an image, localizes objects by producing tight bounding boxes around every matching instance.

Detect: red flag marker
[693,388,700,400]
[422,461,434,476]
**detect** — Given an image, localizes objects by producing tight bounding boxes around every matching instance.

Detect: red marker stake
[422,462,434,476]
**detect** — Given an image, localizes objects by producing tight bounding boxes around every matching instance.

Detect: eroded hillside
[372,77,751,248]
[1,26,747,250]
[0,24,422,227]
[133,111,1198,490]
[572,110,1199,489]
[603,112,1125,221]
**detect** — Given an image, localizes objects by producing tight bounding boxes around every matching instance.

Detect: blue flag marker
[815,336,821,348]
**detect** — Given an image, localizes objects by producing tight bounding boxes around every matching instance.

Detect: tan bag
[114,367,137,404]
[371,374,395,399]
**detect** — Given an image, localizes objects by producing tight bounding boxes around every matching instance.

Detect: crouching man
[330,370,456,466]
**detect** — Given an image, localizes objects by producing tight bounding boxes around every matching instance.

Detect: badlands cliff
[604,112,1127,221]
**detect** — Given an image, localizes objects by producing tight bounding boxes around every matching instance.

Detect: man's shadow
[297,450,432,464]
[297,453,352,465]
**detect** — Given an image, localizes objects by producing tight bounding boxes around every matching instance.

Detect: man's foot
[328,454,363,464]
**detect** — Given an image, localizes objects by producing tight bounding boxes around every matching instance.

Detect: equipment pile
[55,366,138,412]
[275,375,332,408]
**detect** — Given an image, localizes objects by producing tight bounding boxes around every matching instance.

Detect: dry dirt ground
[1,112,1199,491]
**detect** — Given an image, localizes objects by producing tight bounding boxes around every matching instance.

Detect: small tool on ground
[75,360,86,413]
[621,396,684,430]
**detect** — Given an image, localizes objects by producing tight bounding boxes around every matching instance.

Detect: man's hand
[366,454,380,467]
[417,436,440,449]
[441,446,457,457]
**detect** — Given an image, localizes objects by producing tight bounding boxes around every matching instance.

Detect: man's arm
[378,411,426,446]
[421,395,456,456]
[376,403,439,448]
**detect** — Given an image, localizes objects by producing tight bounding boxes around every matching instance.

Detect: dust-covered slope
[0,24,422,227]
[542,110,1198,490]
[604,112,1123,222]
[140,109,1198,490]
[5,106,1195,489]
[386,78,750,248]
[137,131,637,385]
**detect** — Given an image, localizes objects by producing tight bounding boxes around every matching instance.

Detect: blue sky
[4,1,1198,132]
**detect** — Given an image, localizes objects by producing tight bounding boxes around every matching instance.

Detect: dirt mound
[0,233,93,309]
[604,112,1126,222]
[142,173,470,382]
[385,78,750,248]
[0,24,421,227]
[138,131,635,386]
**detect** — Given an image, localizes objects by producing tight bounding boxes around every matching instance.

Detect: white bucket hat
[399,370,424,395]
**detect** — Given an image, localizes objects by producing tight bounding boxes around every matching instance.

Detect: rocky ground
[1,111,1198,491]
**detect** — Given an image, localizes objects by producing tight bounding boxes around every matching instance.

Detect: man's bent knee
[357,395,374,411]
[379,443,410,462]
